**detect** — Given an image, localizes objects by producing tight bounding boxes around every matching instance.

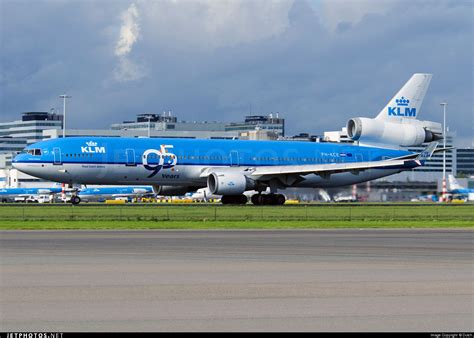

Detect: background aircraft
[77,186,154,203]
[0,187,62,203]
[448,175,474,201]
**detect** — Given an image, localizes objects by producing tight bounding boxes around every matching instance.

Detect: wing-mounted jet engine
[346,73,443,147]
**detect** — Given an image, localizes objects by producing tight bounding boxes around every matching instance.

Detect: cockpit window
[26,149,42,156]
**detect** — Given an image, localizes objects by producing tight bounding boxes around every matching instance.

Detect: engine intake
[207,172,255,195]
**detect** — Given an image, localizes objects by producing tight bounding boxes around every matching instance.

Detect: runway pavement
[0,229,473,331]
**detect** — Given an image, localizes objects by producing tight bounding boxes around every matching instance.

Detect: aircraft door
[53,147,62,165]
[126,149,136,166]
[230,151,239,167]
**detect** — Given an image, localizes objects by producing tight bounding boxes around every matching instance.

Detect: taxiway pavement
[1,229,472,331]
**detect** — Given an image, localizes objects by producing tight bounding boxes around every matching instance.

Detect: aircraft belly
[139,165,205,185]
[21,162,210,186]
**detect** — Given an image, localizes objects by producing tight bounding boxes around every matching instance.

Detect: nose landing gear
[70,195,81,205]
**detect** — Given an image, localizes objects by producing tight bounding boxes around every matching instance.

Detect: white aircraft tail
[375,73,432,120]
[448,175,464,191]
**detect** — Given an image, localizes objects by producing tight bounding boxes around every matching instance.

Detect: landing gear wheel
[263,194,273,205]
[251,194,267,205]
[251,194,260,205]
[251,194,286,205]
[70,195,81,205]
[238,194,248,205]
[221,195,248,205]
[276,194,286,205]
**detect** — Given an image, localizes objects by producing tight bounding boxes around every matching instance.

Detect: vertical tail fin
[376,73,432,120]
[448,175,464,191]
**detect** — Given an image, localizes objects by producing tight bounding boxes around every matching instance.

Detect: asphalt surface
[0,229,473,332]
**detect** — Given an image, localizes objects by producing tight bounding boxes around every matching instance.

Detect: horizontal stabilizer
[416,142,438,162]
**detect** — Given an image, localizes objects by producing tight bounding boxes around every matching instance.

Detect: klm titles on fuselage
[79,142,178,178]
[81,141,106,154]
[388,96,416,117]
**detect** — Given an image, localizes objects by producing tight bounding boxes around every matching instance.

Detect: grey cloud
[0,0,472,145]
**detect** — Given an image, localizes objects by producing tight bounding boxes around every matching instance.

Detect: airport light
[144,114,153,138]
[440,102,447,202]
[59,94,71,138]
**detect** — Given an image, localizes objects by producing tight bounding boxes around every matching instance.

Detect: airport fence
[0,204,473,222]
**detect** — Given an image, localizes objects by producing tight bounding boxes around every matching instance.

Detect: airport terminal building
[1,110,472,200]
[110,112,285,138]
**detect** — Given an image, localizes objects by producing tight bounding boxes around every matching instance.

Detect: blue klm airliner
[448,175,474,201]
[78,186,154,202]
[13,74,446,205]
[0,187,62,202]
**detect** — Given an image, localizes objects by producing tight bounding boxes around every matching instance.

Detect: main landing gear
[221,195,248,205]
[220,193,286,205]
[251,193,285,206]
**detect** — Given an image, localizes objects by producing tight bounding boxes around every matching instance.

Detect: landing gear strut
[251,194,285,205]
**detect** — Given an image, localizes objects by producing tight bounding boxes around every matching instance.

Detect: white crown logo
[86,141,97,147]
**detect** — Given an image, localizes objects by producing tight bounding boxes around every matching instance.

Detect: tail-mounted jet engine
[347,118,443,147]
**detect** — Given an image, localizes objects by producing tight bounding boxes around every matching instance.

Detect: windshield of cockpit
[22,149,42,156]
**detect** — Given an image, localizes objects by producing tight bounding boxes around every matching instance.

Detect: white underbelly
[294,169,401,188]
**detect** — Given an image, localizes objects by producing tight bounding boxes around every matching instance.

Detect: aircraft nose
[12,153,32,175]
[12,153,22,169]
[12,157,26,173]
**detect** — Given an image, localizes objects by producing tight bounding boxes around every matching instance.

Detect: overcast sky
[1,0,472,145]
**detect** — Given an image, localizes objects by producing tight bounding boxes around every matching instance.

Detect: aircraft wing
[249,158,418,179]
[198,143,437,182]
[199,158,418,182]
[111,194,131,198]
[110,191,155,198]
[249,142,437,179]
[37,189,61,195]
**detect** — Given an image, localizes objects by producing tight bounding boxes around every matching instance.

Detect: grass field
[0,203,473,229]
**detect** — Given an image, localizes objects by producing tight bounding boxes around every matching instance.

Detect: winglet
[416,142,438,163]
